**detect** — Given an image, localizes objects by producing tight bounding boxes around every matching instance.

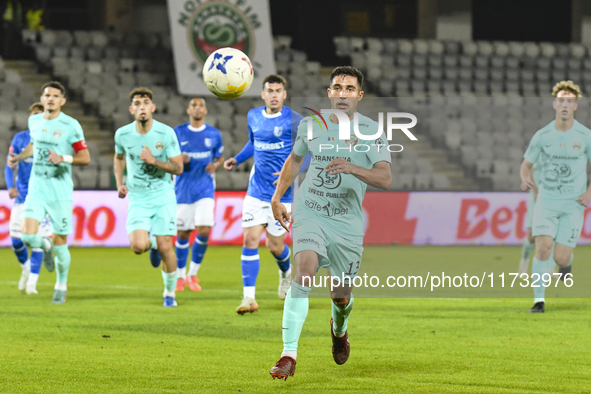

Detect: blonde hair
[552,80,583,98]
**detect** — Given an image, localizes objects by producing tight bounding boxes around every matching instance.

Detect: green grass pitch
[1,245,590,393]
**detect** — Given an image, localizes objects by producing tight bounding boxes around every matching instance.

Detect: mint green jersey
[292,113,392,238]
[532,158,543,187]
[114,119,181,202]
[524,120,591,200]
[28,112,86,201]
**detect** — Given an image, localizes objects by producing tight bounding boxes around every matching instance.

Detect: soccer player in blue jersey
[114,87,183,307]
[521,80,591,313]
[8,81,91,304]
[223,74,303,314]
[5,102,52,294]
[173,97,224,292]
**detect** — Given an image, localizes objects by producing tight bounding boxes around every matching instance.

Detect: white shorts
[10,203,52,238]
[177,198,215,230]
[241,195,291,237]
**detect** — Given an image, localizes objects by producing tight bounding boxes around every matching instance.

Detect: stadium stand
[8,31,333,191]
[334,37,591,191]
[4,32,591,191]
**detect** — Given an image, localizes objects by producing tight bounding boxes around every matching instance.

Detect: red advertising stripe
[362,192,417,245]
[1,191,590,247]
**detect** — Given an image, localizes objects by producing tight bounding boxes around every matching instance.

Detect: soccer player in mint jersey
[223,74,303,314]
[269,67,392,379]
[517,158,567,277]
[114,87,183,308]
[521,80,591,313]
[173,97,224,292]
[518,160,543,275]
[8,81,91,304]
[5,102,51,294]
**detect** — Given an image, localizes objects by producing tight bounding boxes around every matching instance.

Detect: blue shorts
[22,195,72,235]
[532,197,585,248]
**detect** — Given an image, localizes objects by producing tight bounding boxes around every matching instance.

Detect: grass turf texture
[0,245,590,393]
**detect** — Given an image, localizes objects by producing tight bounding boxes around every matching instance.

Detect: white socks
[244,286,255,299]
[188,261,201,276]
[281,350,297,360]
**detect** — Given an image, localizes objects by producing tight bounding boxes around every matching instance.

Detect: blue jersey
[174,122,224,204]
[243,106,302,203]
[6,130,33,204]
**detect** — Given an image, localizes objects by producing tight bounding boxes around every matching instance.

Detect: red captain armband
[9,146,14,154]
[72,140,88,153]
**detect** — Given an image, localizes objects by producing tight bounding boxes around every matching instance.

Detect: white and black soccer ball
[202,47,254,100]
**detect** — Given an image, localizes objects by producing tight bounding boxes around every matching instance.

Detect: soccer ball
[202,47,254,100]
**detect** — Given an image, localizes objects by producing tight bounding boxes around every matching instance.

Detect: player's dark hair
[28,102,44,113]
[41,81,66,97]
[262,74,287,89]
[129,87,154,102]
[189,97,206,108]
[330,66,364,90]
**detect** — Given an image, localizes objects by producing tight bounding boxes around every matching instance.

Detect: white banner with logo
[167,0,276,96]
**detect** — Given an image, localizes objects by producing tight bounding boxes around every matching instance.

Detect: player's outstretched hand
[577,191,591,207]
[182,153,190,164]
[325,157,354,175]
[47,150,64,164]
[272,171,280,185]
[7,153,19,169]
[118,185,128,199]
[520,176,535,191]
[224,157,237,171]
[271,200,291,232]
[8,187,19,199]
[140,145,155,165]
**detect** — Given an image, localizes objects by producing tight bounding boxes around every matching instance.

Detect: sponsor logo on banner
[2,191,590,246]
[361,192,591,245]
[186,1,255,65]
[167,0,276,96]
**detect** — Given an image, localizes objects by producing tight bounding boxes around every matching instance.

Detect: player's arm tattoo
[114,152,127,188]
[153,155,183,176]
